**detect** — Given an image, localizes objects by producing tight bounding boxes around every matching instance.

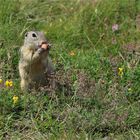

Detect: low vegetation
[0,0,140,139]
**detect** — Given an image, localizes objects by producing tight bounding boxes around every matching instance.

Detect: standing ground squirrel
[19,31,54,91]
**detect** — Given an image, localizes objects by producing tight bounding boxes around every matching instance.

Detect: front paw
[38,48,45,54]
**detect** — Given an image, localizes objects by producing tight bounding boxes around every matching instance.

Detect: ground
[0,0,140,139]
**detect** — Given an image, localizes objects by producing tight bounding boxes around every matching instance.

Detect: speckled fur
[19,31,54,91]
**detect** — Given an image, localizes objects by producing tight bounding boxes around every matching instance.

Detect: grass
[0,0,140,139]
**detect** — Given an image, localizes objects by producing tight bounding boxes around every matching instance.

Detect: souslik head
[24,31,51,50]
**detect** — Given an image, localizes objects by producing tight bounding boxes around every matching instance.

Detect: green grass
[0,0,140,139]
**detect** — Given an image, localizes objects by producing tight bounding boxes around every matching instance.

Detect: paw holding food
[41,43,48,50]
[38,43,49,54]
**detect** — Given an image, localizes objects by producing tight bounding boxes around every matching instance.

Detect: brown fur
[19,31,54,91]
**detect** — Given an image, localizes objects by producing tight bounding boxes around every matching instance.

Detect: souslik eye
[32,33,37,38]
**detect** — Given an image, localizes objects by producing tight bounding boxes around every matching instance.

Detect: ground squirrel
[19,31,54,91]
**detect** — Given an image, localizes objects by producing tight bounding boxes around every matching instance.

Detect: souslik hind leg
[20,78,29,91]
[19,66,30,91]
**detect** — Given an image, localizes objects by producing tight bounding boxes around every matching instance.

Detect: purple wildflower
[112,24,119,32]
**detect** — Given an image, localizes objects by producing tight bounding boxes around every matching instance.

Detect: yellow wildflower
[69,51,75,56]
[13,95,19,104]
[5,80,13,87]
[0,79,2,84]
[118,67,123,77]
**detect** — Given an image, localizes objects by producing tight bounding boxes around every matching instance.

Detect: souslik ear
[24,32,28,38]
